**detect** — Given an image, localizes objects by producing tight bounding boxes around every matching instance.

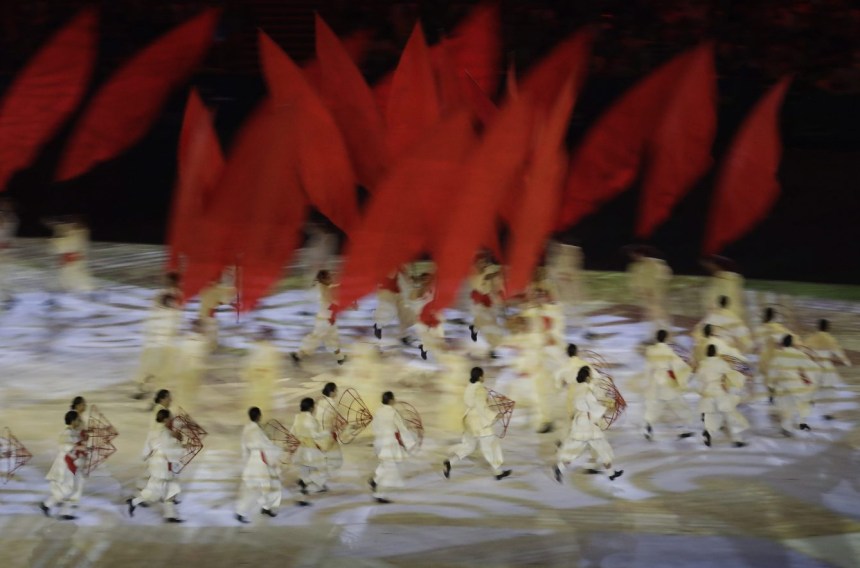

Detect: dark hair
[155,389,170,404]
[382,391,394,405]
[71,396,85,409]
[656,329,668,343]
[703,324,713,337]
[782,334,793,348]
[576,366,591,383]
[300,397,315,412]
[64,410,79,425]
[323,382,337,397]
[156,409,171,423]
[763,307,775,322]
[818,319,829,332]
[567,343,578,357]
[706,344,717,357]
[469,367,484,383]
[248,407,261,422]
[718,295,729,308]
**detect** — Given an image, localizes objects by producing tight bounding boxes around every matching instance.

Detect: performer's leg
[478,435,504,475]
[450,432,479,462]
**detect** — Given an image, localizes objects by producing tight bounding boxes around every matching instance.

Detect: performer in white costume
[804,319,851,389]
[372,269,414,342]
[293,270,346,364]
[369,392,417,503]
[40,411,88,520]
[467,254,505,354]
[627,247,671,337]
[68,396,90,506]
[752,308,795,397]
[697,345,749,447]
[173,319,209,412]
[413,272,446,361]
[127,409,186,523]
[692,324,748,367]
[502,315,554,433]
[702,256,746,321]
[642,330,695,440]
[0,198,18,307]
[291,398,330,505]
[314,382,344,479]
[242,327,282,418]
[553,367,623,482]
[49,218,95,294]
[547,242,591,334]
[197,267,236,349]
[696,296,753,353]
[555,343,591,421]
[443,367,512,480]
[133,292,182,399]
[769,335,821,435]
[235,407,283,523]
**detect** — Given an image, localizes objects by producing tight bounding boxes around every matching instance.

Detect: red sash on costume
[328,303,338,325]
[65,454,78,475]
[61,252,82,264]
[260,450,269,466]
[668,370,677,381]
[380,276,400,294]
[543,316,552,331]
[419,309,440,328]
[470,290,492,308]
[395,431,404,448]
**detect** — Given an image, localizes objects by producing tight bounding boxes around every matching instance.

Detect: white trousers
[703,409,749,441]
[776,392,812,430]
[133,478,181,519]
[451,433,503,475]
[644,395,693,429]
[299,318,342,357]
[372,459,403,498]
[557,438,614,469]
[236,476,282,516]
[299,465,328,492]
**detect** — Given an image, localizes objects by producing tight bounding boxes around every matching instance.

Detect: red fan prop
[486,389,515,438]
[169,408,207,473]
[263,419,300,463]
[1,428,32,483]
[395,401,423,451]
[591,373,627,430]
[333,388,373,444]
[82,405,118,476]
[580,350,610,372]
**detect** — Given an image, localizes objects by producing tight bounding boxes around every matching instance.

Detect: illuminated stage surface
[1,240,858,567]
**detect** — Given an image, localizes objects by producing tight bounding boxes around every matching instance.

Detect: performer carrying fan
[642,330,696,441]
[369,391,417,504]
[292,270,346,365]
[291,398,331,505]
[314,382,344,480]
[40,410,88,520]
[443,367,512,481]
[235,407,284,523]
[697,345,749,448]
[127,409,186,523]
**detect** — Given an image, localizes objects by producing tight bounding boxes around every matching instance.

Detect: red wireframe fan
[487,389,515,438]
[395,401,423,451]
[263,419,300,463]
[591,373,627,430]
[334,388,373,444]
[82,405,118,476]
[1,428,32,483]
[580,350,610,372]
[169,408,207,473]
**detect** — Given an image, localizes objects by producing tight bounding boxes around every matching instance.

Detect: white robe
[236,421,283,516]
[52,226,94,293]
[803,331,850,388]
[696,357,749,440]
[548,243,588,329]
[291,412,328,491]
[768,347,820,430]
[643,343,693,427]
[697,308,752,353]
[314,396,343,476]
[134,427,184,518]
[198,280,236,348]
[298,282,343,358]
[371,405,416,495]
[628,257,671,333]
[373,272,413,338]
[704,271,745,321]
[557,382,614,468]
[450,382,504,474]
[468,266,504,348]
[173,331,209,411]
[44,428,86,513]
[135,304,182,391]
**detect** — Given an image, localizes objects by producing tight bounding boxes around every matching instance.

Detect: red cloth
[636,43,717,238]
[61,252,82,264]
[395,431,404,448]
[470,289,492,307]
[260,451,268,466]
[65,454,78,475]
[0,8,97,190]
[380,276,400,294]
[419,307,440,328]
[702,77,792,255]
[57,9,220,181]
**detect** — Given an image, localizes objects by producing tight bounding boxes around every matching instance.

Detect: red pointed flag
[0,8,97,190]
[315,16,387,190]
[520,30,593,109]
[166,89,224,271]
[437,2,502,101]
[303,27,371,92]
[57,9,219,181]
[258,31,357,233]
[703,77,792,256]
[556,46,697,230]
[636,43,717,238]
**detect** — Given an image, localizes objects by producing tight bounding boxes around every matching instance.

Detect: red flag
[427,95,534,313]
[315,16,387,190]
[636,43,717,238]
[703,77,792,256]
[519,30,593,109]
[385,23,441,159]
[336,110,478,309]
[556,46,697,230]
[0,8,97,190]
[303,28,371,93]
[166,89,224,271]
[258,31,357,233]
[57,9,219,181]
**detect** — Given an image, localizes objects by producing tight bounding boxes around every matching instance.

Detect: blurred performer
[547,241,590,334]
[0,197,18,307]
[555,344,591,430]
[503,315,553,433]
[642,330,695,440]
[696,296,752,353]
[804,319,851,390]
[301,222,337,286]
[697,345,749,447]
[692,324,748,368]
[173,319,209,412]
[292,270,346,365]
[133,292,182,399]
[467,253,505,354]
[49,218,95,295]
[413,272,445,361]
[627,246,671,337]
[369,391,417,503]
[443,367,512,480]
[139,390,173,488]
[235,407,283,523]
[40,411,88,520]
[243,327,283,418]
[372,268,413,342]
[769,335,820,435]
[553,367,623,483]
[753,308,793,388]
[69,397,89,505]
[127,409,185,523]
[314,382,344,479]
[197,267,237,349]
[292,398,329,505]
[702,256,746,321]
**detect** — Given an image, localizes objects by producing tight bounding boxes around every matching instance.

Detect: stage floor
[1,240,858,568]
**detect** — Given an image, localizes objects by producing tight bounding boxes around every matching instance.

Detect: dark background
[1,0,858,283]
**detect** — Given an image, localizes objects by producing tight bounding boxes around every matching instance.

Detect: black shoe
[290,353,301,366]
[39,503,50,517]
[138,502,150,508]
[337,356,346,365]
[297,500,312,507]
[768,396,774,405]
[488,350,499,359]
[781,428,793,437]
[701,413,705,422]
[469,325,478,342]
[537,423,554,434]
[584,332,598,340]
[401,337,411,346]
[495,469,512,480]
[799,423,811,431]
[824,414,835,421]
[678,432,694,439]
[420,346,427,360]
[166,517,184,523]
[298,479,308,495]
[373,324,382,340]
[584,468,602,475]
[131,392,147,400]
[609,469,624,481]
[368,478,377,492]
[236,514,250,524]
[443,460,451,479]
[261,508,277,517]
[703,431,712,447]
[60,515,77,521]
[732,441,747,448]
[126,499,136,517]
[553,466,563,483]
[374,497,392,504]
